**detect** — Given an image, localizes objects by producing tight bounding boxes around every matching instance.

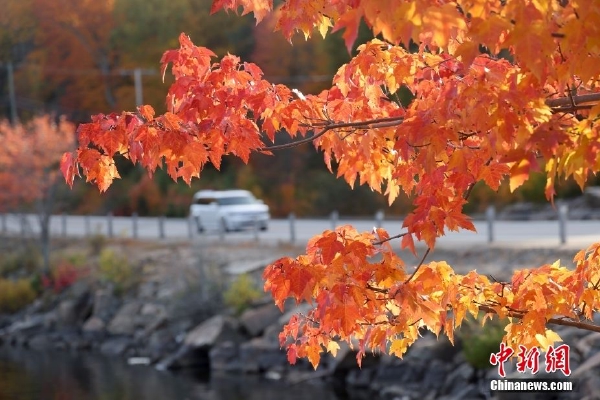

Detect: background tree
[1,116,76,271]
[62,0,600,367]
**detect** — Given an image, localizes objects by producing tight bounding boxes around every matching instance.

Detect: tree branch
[546,93,600,111]
[478,305,600,333]
[260,116,405,151]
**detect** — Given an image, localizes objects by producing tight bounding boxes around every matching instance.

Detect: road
[2,213,600,250]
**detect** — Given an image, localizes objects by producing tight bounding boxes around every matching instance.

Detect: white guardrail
[1,206,599,249]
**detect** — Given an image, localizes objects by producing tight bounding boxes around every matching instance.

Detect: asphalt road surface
[3,213,600,249]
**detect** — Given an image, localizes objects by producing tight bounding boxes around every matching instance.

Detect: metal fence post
[61,213,67,237]
[486,205,495,243]
[132,212,138,239]
[375,210,384,229]
[559,204,568,244]
[289,213,296,244]
[20,214,26,237]
[84,215,90,237]
[159,215,165,239]
[330,210,339,230]
[107,212,114,238]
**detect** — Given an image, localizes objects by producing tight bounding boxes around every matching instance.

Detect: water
[0,346,342,400]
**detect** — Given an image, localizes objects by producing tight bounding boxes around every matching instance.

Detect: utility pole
[7,62,18,124]
[118,68,156,108]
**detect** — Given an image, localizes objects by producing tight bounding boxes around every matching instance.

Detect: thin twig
[405,247,431,284]
[373,232,408,245]
[259,126,329,151]
[259,116,405,152]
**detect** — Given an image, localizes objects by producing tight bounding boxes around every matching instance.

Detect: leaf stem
[405,247,431,284]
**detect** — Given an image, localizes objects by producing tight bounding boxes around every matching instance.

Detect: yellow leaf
[536,329,562,351]
[327,341,340,357]
[389,338,408,358]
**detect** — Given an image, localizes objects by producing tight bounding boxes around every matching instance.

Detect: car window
[195,197,216,205]
[216,196,255,206]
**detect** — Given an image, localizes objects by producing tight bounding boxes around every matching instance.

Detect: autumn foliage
[1,116,76,212]
[62,1,600,368]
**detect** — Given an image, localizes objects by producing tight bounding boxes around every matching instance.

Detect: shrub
[223,273,263,315]
[42,261,83,293]
[0,278,37,314]
[458,313,507,370]
[0,248,41,277]
[98,249,134,293]
[88,231,107,255]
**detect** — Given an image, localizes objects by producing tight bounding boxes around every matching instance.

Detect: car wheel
[195,217,204,233]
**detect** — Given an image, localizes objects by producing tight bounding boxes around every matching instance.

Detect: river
[0,345,342,400]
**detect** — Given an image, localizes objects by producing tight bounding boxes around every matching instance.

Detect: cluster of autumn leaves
[55,0,600,367]
[265,226,600,368]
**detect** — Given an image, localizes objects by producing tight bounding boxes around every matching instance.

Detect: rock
[379,384,427,400]
[5,314,45,335]
[404,333,461,363]
[442,362,474,395]
[370,360,427,392]
[184,315,243,348]
[239,303,282,337]
[576,370,600,400]
[56,300,78,326]
[138,281,158,299]
[155,345,210,370]
[323,341,379,375]
[27,334,53,350]
[91,288,120,322]
[144,328,178,361]
[100,337,132,356]
[55,282,92,327]
[107,302,142,335]
[209,341,241,371]
[156,315,244,371]
[421,359,453,392]
[82,316,106,332]
[437,384,481,400]
[238,337,288,373]
[572,351,600,379]
[345,367,376,388]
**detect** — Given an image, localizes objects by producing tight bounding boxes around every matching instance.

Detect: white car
[190,189,270,233]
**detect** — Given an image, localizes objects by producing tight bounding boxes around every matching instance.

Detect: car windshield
[217,196,255,206]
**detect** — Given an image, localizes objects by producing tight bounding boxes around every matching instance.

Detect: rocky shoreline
[1,239,600,399]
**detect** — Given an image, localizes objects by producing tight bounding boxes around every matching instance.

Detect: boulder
[107,302,142,335]
[27,333,53,350]
[56,300,78,326]
[91,288,120,322]
[239,303,282,337]
[184,315,243,348]
[209,341,241,371]
[100,337,132,356]
[82,316,106,332]
[56,282,92,327]
[238,337,288,373]
[156,315,244,371]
